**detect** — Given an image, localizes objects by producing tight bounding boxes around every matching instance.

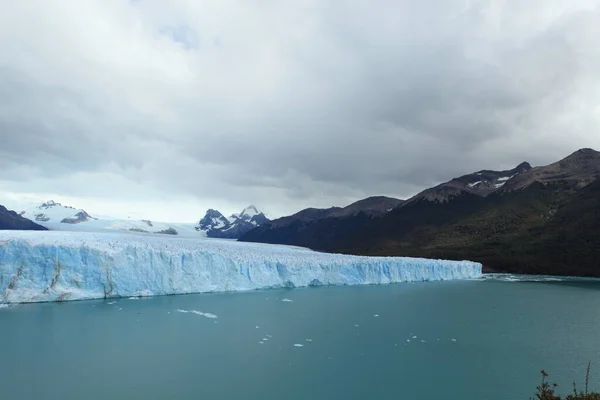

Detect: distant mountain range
[196,205,270,239]
[2,200,269,240]
[11,201,199,236]
[240,148,600,277]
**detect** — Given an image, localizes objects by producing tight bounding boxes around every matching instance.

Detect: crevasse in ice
[0,231,482,304]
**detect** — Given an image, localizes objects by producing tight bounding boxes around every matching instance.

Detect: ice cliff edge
[0,231,482,304]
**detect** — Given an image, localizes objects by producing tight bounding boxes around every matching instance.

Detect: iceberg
[0,231,482,304]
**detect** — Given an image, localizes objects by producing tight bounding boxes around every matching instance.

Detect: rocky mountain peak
[197,205,269,239]
[501,148,600,191]
[515,161,533,172]
[197,209,230,231]
[559,148,600,169]
[407,162,532,204]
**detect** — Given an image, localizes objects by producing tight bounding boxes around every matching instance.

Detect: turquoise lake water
[2,277,600,399]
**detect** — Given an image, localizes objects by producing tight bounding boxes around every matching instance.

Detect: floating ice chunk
[107,302,116,305]
[256,326,260,329]
[451,339,457,342]
[128,297,139,300]
[355,324,359,327]
[293,344,304,347]
[266,334,272,338]
[176,309,218,319]
[421,340,426,343]
[306,339,312,342]
[373,314,379,317]
[262,338,268,341]
[407,339,410,342]
[259,342,264,344]
[282,298,293,302]
[0,304,8,309]
[412,336,417,339]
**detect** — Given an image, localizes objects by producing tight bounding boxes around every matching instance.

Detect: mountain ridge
[240,196,403,244]
[240,148,600,277]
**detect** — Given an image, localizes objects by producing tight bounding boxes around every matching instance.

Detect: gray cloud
[1,0,599,220]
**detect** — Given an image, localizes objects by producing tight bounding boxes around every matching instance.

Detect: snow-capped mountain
[17,200,202,237]
[406,162,532,204]
[197,209,231,231]
[21,200,95,224]
[196,205,270,239]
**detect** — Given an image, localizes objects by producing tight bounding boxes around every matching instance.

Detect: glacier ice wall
[0,231,482,304]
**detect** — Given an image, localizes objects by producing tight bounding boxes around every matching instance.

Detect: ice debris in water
[373,314,379,317]
[451,339,457,342]
[175,309,218,319]
[306,339,312,342]
[0,231,482,304]
[281,298,293,302]
[293,344,304,347]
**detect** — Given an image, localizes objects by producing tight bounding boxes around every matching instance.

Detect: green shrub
[533,362,600,400]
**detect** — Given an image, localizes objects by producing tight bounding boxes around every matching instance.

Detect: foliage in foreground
[533,363,600,400]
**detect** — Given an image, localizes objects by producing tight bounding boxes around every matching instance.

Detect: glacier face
[0,231,482,304]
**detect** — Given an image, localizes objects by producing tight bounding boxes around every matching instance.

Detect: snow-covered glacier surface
[0,231,482,304]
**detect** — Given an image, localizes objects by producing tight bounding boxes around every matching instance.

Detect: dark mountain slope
[241,148,600,277]
[0,205,48,231]
[407,162,531,204]
[335,150,600,276]
[240,196,402,245]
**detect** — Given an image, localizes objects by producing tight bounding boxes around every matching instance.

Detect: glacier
[0,231,482,304]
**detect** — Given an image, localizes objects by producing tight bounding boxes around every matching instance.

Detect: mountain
[16,200,200,237]
[0,205,48,230]
[406,162,532,204]
[240,149,600,277]
[197,209,231,231]
[20,200,95,224]
[196,205,270,239]
[500,148,599,191]
[240,196,403,246]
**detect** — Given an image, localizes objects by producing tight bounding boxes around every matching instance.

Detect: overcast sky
[1,0,599,221]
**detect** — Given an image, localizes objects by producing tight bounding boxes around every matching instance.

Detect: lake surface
[2,276,600,399]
